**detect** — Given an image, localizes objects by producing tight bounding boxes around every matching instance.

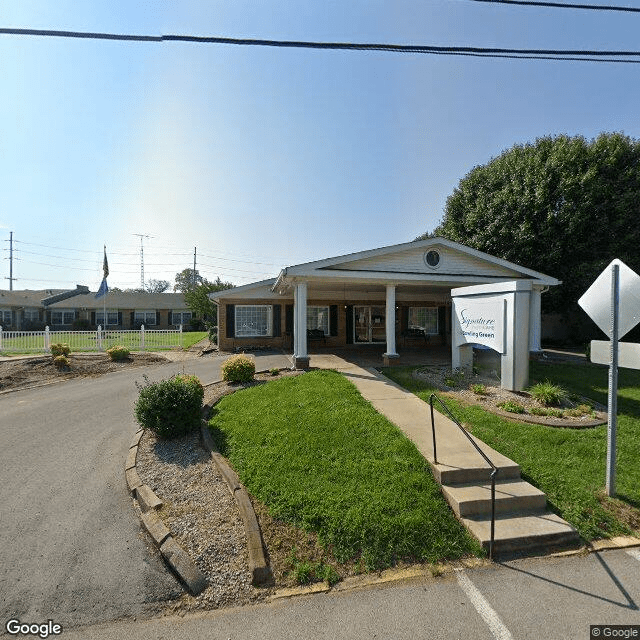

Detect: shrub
[134,374,204,438]
[528,380,567,406]
[498,400,525,414]
[53,355,70,369]
[207,324,218,344]
[443,368,466,388]
[50,343,70,357]
[72,318,92,330]
[106,345,130,361]
[269,367,280,376]
[188,317,206,331]
[529,407,550,416]
[221,354,255,382]
[471,383,487,395]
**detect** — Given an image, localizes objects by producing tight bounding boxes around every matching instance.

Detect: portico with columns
[210,238,559,374]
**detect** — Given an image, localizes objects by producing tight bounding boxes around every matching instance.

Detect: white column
[528,286,543,352]
[384,284,398,357]
[293,282,308,360]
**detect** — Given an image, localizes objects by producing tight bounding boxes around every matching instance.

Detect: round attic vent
[424,250,441,269]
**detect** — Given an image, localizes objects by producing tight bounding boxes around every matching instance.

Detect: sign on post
[453,297,505,353]
[578,259,640,497]
[590,340,640,370]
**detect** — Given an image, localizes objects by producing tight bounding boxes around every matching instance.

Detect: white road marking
[626,548,640,562]
[455,569,514,640]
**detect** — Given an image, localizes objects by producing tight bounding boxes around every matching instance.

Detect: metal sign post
[579,258,640,498]
[606,264,619,497]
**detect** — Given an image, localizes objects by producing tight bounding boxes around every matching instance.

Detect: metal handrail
[429,393,498,560]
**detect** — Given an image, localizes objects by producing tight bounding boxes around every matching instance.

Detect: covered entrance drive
[210,238,558,371]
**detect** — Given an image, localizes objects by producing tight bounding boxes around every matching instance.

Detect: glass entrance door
[353,306,386,343]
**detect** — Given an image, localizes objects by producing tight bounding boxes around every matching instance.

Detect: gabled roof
[0,289,67,307]
[209,238,560,301]
[273,238,560,290]
[47,291,188,310]
[209,279,277,302]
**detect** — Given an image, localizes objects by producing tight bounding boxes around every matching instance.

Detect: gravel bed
[135,428,270,614]
[412,364,606,426]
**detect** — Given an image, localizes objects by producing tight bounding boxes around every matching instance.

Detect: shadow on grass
[207,428,230,456]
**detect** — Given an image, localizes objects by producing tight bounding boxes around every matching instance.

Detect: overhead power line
[1,27,640,64]
[468,0,640,13]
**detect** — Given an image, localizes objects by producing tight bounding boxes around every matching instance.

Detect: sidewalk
[307,354,515,475]
[307,354,580,554]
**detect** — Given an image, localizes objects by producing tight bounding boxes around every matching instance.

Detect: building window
[235,305,272,337]
[172,311,192,325]
[51,309,75,325]
[134,310,157,326]
[408,307,438,334]
[0,309,12,326]
[23,309,39,323]
[307,306,329,335]
[96,310,119,326]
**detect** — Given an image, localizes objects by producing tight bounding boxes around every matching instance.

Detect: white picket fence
[0,325,183,353]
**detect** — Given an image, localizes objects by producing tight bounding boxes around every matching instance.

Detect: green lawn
[0,330,207,354]
[381,362,640,542]
[181,331,208,349]
[208,369,482,569]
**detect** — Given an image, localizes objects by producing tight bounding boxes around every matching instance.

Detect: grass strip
[381,362,640,541]
[208,369,481,569]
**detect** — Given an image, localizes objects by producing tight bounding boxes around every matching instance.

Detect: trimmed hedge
[221,354,255,383]
[50,343,70,357]
[134,374,204,439]
[106,345,130,361]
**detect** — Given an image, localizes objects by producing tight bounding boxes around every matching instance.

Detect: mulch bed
[0,352,169,392]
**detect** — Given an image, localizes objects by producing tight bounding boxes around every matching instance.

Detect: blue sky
[1,0,639,290]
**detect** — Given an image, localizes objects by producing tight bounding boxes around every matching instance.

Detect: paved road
[2,352,640,639]
[0,352,290,629]
[57,548,640,640]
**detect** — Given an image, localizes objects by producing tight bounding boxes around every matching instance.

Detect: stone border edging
[200,414,273,586]
[125,429,208,596]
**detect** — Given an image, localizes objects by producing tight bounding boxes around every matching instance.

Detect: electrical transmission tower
[133,234,151,290]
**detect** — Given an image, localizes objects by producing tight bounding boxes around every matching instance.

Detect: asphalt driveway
[0,352,291,629]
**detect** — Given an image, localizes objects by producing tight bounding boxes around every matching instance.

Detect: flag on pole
[95,245,109,299]
[95,278,108,299]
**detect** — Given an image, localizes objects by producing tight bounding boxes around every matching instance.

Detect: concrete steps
[442,479,547,518]
[438,470,580,555]
[334,364,581,558]
[461,512,581,556]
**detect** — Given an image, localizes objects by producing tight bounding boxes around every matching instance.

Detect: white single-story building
[210,238,560,377]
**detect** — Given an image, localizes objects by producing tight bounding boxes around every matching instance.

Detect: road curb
[125,429,208,596]
[201,408,273,587]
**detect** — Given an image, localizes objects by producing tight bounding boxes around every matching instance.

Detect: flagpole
[103,245,107,330]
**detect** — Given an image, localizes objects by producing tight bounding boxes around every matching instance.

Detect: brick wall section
[218,299,450,351]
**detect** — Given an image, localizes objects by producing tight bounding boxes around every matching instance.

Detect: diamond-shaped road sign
[578,259,640,339]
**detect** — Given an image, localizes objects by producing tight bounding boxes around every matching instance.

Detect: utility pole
[8,231,14,290]
[4,231,16,290]
[133,234,151,290]
[193,247,197,288]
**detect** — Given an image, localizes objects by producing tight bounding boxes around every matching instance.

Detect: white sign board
[591,340,640,370]
[453,297,505,353]
[578,259,640,339]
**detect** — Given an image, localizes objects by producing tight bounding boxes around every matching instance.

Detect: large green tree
[174,269,234,325]
[173,268,205,292]
[426,132,640,337]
